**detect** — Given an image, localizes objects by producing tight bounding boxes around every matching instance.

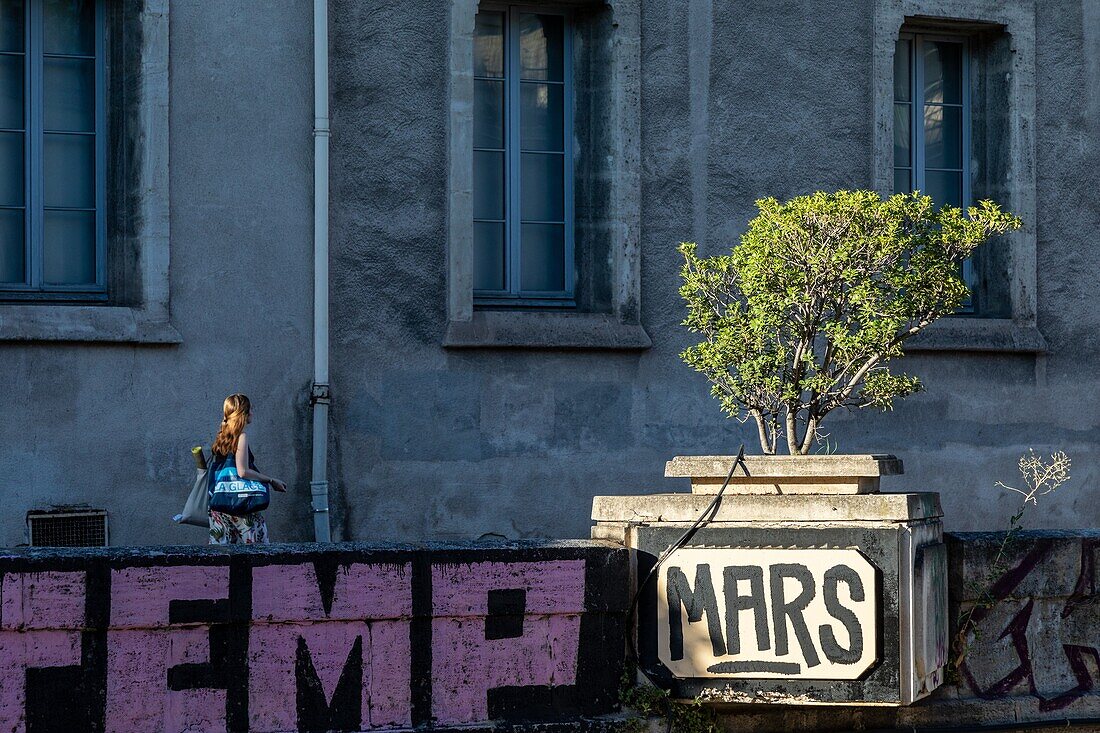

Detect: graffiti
[657,548,878,680]
[0,546,627,733]
[957,537,1100,712]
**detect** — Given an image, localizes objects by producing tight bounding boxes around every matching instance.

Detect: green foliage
[679,190,1021,454]
[619,669,721,733]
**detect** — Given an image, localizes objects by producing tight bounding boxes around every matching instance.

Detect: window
[446,0,648,349]
[473,5,574,306]
[0,0,106,299]
[874,6,1041,349]
[893,32,974,295]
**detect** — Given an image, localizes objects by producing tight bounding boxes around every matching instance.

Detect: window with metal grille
[27,508,108,547]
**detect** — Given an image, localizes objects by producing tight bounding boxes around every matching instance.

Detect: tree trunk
[797,417,818,455]
[784,411,801,456]
[751,411,775,454]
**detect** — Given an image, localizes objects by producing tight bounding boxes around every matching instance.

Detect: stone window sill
[0,305,181,344]
[444,310,652,350]
[905,318,1046,354]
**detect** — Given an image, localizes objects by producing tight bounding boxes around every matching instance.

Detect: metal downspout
[310,0,332,543]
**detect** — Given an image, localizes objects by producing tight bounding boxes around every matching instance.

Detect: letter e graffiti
[105,566,231,733]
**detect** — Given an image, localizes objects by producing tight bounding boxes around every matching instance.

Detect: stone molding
[443,310,651,350]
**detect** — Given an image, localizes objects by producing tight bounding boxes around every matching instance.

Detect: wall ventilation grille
[27,510,109,547]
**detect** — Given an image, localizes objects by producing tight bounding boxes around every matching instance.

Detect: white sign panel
[657,548,878,679]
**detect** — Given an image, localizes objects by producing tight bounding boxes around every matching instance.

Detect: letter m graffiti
[666,565,726,661]
[249,562,412,732]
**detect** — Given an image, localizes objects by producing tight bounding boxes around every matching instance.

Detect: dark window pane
[894,39,910,102]
[473,149,504,220]
[520,152,563,221]
[44,56,94,131]
[0,0,23,52]
[520,82,563,151]
[473,221,505,291]
[0,53,23,129]
[923,104,961,169]
[893,168,911,195]
[474,11,504,78]
[520,223,564,292]
[474,79,504,149]
[893,103,910,168]
[44,132,93,207]
[519,13,563,82]
[923,40,962,105]
[43,208,95,285]
[0,207,24,283]
[924,169,961,209]
[0,131,22,204]
[43,0,94,55]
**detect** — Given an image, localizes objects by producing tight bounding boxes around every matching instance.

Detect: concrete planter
[665,454,904,494]
[594,452,949,706]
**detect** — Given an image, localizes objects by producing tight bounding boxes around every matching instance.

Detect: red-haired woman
[208,393,286,544]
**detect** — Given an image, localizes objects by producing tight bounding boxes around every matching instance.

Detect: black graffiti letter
[666,565,726,661]
[819,564,865,664]
[722,565,770,655]
[769,563,820,668]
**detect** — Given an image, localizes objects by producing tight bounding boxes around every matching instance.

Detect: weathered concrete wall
[325,0,1100,544]
[0,1,316,546]
[0,540,628,732]
[1,0,1098,548]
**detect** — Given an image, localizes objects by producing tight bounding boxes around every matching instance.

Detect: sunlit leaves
[678,190,1021,454]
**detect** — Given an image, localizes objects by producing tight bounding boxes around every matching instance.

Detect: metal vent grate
[27,509,109,547]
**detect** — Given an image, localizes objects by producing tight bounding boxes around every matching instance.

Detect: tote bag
[208,451,270,517]
[173,452,211,527]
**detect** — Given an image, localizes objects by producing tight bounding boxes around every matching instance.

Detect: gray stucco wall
[0,0,316,546]
[1,0,1096,547]
[325,0,1099,543]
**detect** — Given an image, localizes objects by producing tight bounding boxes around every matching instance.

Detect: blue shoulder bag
[208,449,270,516]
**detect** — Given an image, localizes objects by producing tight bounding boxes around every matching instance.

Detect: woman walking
[208,393,286,544]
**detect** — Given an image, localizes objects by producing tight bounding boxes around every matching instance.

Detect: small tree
[679,190,1021,455]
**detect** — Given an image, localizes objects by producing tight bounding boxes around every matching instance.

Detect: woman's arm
[235,433,286,491]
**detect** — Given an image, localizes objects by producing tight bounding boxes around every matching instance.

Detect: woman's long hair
[212,393,251,457]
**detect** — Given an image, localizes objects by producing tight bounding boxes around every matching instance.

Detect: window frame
[894,30,974,301]
[473,2,576,308]
[1,0,108,301]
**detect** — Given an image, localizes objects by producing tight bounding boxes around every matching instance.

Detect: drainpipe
[309,0,332,543]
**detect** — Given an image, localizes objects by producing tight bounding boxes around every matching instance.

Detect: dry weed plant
[951,450,1072,671]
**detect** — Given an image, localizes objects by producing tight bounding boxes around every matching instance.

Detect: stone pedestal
[665,453,904,494]
[592,488,948,706]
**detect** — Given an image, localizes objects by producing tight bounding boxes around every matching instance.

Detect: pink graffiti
[0,572,85,733]
[431,560,586,724]
[106,565,229,733]
[249,563,412,730]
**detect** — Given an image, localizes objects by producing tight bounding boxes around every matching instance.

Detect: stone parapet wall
[1,532,1098,732]
[708,530,1100,732]
[0,541,629,733]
